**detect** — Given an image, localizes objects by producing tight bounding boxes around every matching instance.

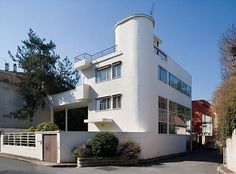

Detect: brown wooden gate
[43,134,57,162]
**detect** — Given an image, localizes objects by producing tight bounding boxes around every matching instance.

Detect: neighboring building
[192,100,215,145]
[0,68,50,128]
[50,14,192,135]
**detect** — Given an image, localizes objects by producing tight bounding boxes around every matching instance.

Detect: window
[96,66,111,83]
[54,110,65,131]
[169,73,191,97]
[158,96,167,134]
[113,94,122,109]
[112,61,121,79]
[158,66,167,83]
[96,97,111,111]
[169,100,191,134]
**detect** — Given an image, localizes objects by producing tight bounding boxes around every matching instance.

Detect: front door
[43,134,57,162]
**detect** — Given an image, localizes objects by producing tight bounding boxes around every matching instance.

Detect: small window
[96,66,111,83]
[96,97,111,111]
[112,62,121,79]
[158,66,167,83]
[113,94,122,109]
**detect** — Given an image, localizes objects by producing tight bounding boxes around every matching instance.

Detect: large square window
[96,66,111,83]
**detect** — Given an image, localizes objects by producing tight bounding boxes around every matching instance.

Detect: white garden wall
[0,133,43,160]
[58,131,96,163]
[226,129,236,172]
[58,131,186,163]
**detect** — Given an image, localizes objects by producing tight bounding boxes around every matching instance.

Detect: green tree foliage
[8,29,79,119]
[213,76,236,145]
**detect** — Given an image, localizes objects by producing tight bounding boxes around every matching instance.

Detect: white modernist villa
[50,14,192,135]
[0,14,192,162]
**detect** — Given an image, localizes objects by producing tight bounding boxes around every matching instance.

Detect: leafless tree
[212,75,236,145]
[220,25,236,80]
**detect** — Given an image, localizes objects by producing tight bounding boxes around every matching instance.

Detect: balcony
[49,84,89,108]
[74,45,117,70]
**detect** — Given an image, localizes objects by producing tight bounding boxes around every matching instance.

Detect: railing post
[14,133,16,145]
[20,133,22,146]
[27,132,29,146]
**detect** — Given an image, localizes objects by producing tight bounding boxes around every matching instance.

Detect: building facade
[50,14,192,135]
[192,100,215,145]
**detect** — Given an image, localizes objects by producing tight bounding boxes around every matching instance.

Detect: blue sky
[0,0,236,101]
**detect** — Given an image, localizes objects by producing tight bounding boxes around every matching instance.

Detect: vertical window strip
[158,96,168,134]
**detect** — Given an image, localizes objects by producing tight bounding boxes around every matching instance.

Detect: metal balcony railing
[154,46,167,61]
[75,45,117,62]
[3,132,36,147]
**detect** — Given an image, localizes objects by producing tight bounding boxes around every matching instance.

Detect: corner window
[113,94,122,109]
[169,100,191,134]
[169,73,191,97]
[96,65,111,83]
[158,96,167,134]
[96,97,111,111]
[112,61,121,79]
[158,66,167,83]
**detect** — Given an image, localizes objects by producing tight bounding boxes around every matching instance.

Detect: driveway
[0,150,222,174]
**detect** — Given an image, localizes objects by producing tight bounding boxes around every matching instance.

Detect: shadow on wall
[94,121,122,132]
[88,86,98,112]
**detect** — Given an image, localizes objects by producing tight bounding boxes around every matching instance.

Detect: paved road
[0,150,222,174]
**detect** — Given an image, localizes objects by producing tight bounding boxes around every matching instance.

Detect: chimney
[13,63,17,72]
[5,63,9,71]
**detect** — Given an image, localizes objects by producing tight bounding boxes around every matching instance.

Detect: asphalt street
[0,150,222,174]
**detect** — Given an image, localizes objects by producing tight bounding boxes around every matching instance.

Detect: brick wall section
[0,70,24,86]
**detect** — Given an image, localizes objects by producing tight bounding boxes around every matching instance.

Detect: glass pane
[158,122,167,134]
[54,110,65,131]
[68,107,88,131]
[158,66,167,83]
[158,96,167,109]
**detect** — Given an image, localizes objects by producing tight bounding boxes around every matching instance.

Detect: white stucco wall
[58,131,186,162]
[0,82,35,128]
[0,133,43,160]
[58,131,96,163]
[226,129,236,172]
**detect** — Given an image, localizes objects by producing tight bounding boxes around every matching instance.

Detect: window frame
[95,96,111,111]
[112,61,122,79]
[158,65,167,84]
[112,94,122,109]
[158,96,168,134]
[95,65,111,83]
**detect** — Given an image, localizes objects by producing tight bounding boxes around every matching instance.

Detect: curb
[0,153,77,168]
[217,164,236,174]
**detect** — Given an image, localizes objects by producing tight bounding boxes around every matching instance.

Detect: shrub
[27,126,36,132]
[27,122,58,132]
[72,144,93,158]
[92,132,119,157]
[118,141,141,159]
